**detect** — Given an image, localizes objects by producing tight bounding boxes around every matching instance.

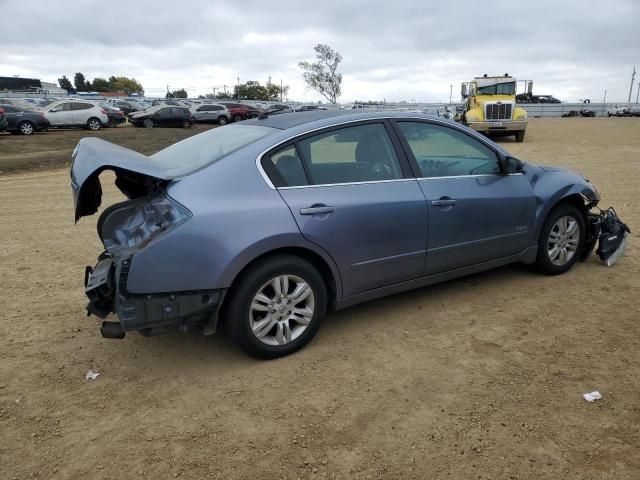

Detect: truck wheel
[515,130,526,142]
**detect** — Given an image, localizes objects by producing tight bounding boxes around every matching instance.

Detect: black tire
[18,121,35,135]
[535,203,585,275]
[224,255,327,359]
[108,118,118,128]
[87,118,101,131]
[233,114,243,122]
[143,118,154,128]
[218,116,228,126]
[182,119,191,128]
[515,130,525,142]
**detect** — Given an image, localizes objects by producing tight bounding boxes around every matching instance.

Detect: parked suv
[607,105,628,117]
[43,101,108,130]
[191,104,230,125]
[0,104,49,134]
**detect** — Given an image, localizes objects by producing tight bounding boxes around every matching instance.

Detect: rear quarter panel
[124,141,343,296]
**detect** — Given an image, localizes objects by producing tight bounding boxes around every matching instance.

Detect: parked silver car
[190,103,230,125]
[43,100,108,130]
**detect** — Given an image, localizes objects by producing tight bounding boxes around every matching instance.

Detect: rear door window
[264,145,309,187]
[296,123,404,185]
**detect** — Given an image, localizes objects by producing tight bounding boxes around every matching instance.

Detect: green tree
[166,88,187,98]
[266,82,289,101]
[74,72,88,92]
[298,44,343,103]
[232,81,289,101]
[58,75,73,92]
[108,76,144,95]
[91,77,110,91]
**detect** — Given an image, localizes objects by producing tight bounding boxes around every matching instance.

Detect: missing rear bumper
[84,256,224,338]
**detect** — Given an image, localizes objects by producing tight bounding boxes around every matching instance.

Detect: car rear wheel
[18,121,35,135]
[218,116,228,126]
[225,255,327,359]
[87,118,101,131]
[515,130,525,142]
[535,203,585,275]
[233,114,243,122]
[143,118,154,128]
[108,118,118,128]
[181,119,191,128]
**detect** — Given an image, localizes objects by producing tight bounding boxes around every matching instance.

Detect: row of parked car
[0,96,330,134]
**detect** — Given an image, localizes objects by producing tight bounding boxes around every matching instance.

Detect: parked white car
[607,105,628,117]
[43,100,109,130]
[190,103,230,125]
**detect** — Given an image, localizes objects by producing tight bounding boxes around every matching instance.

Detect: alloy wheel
[88,119,100,131]
[249,275,315,346]
[20,122,34,135]
[547,215,580,266]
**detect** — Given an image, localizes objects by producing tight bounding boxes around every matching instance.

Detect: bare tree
[298,44,343,104]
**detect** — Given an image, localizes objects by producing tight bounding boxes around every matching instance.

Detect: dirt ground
[1,118,639,479]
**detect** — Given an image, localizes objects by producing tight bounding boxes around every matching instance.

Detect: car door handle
[431,198,457,207]
[300,205,334,215]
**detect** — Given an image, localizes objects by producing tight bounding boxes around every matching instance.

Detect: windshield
[477,81,516,95]
[152,124,276,176]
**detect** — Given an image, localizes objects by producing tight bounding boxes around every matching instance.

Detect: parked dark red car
[219,103,260,122]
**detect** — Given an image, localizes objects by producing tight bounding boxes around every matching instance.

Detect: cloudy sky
[1,0,638,103]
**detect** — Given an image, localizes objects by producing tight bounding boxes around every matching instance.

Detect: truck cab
[461,74,530,142]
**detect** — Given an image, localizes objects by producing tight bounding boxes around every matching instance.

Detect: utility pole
[212,87,217,99]
[237,77,240,100]
[449,84,453,104]
[280,79,283,102]
[628,66,636,103]
[603,90,607,116]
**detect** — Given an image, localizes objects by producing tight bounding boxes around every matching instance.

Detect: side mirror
[498,153,524,174]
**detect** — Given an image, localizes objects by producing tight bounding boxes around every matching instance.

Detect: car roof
[242,110,446,130]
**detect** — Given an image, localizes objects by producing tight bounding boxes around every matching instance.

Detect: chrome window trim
[254,115,508,190]
[279,178,416,190]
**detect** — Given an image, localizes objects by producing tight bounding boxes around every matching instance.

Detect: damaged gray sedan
[72,111,629,358]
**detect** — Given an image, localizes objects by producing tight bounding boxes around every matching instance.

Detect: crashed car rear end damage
[73,138,224,338]
[70,112,630,358]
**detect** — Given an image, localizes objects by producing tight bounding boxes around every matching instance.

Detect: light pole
[449,84,452,104]
[237,77,240,100]
[628,66,636,103]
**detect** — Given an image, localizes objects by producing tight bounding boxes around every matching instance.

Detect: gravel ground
[0,118,639,479]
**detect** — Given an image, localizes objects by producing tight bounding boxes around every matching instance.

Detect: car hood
[71,137,172,222]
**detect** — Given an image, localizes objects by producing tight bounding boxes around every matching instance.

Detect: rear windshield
[152,124,276,176]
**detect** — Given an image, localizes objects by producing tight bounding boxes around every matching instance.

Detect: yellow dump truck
[461,74,531,142]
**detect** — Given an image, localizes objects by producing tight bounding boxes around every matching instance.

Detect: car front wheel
[225,255,327,359]
[143,118,154,128]
[218,116,228,126]
[536,203,585,275]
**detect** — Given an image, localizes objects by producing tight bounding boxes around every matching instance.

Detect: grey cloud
[0,0,638,102]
